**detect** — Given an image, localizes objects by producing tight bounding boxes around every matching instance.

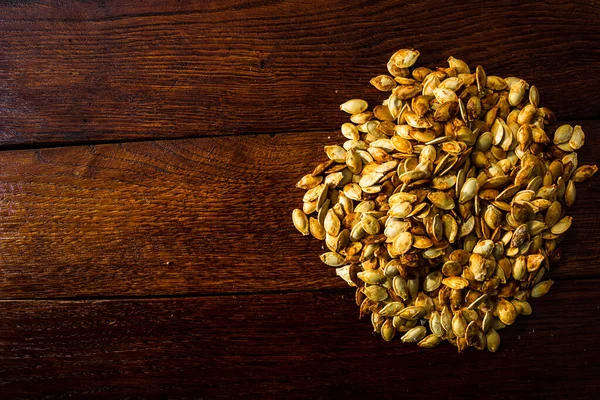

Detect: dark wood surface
[1,280,599,399]
[0,1,599,398]
[0,0,599,146]
[0,123,598,299]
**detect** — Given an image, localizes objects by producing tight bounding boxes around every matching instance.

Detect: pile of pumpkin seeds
[292,49,597,352]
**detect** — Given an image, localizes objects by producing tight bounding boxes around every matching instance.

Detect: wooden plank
[0,0,599,146]
[0,280,598,399]
[0,121,598,298]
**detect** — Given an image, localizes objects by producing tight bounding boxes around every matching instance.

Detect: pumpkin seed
[371,75,397,91]
[319,252,345,267]
[466,321,486,350]
[531,280,554,298]
[424,270,443,292]
[550,216,572,234]
[390,49,420,68]
[428,191,455,210]
[572,165,598,182]
[381,318,396,341]
[292,209,309,236]
[401,326,427,343]
[486,328,501,352]
[496,298,517,325]
[418,334,443,348]
[452,311,468,337]
[393,275,410,301]
[399,306,426,321]
[442,276,469,290]
[379,302,406,317]
[340,99,368,115]
[365,285,389,302]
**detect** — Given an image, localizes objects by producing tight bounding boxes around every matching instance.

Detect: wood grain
[0,121,598,299]
[0,280,598,399]
[0,0,599,146]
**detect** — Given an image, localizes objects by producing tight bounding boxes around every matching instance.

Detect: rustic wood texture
[0,120,597,299]
[0,0,599,146]
[0,280,599,399]
[1,1,600,398]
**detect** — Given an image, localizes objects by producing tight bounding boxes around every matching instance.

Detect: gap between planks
[0,117,599,152]
[0,129,294,152]
[0,274,596,303]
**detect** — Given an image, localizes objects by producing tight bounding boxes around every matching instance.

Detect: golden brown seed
[401,326,427,343]
[371,74,397,91]
[442,276,469,290]
[473,65,486,92]
[341,122,360,140]
[551,216,572,234]
[381,318,396,341]
[429,311,445,337]
[512,299,532,315]
[350,111,374,125]
[324,209,341,236]
[508,79,527,106]
[442,261,462,276]
[387,61,410,78]
[374,106,394,122]
[553,124,573,144]
[390,49,420,68]
[452,311,467,337]
[393,275,410,301]
[486,328,501,352]
[529,85,539,107]
[340,99,368,114]
[518,104,537,125]
[531,126,550,144]
[517,124,532,151]
[433,101,458,122]
[358,270,386,285]
[467,96,482,120]
[296,174,323,190]
[413,95,430,117]
[466,321,486,350]
[399,306,426,321]
[412,67,432,81]
[324,145,347,163]
[572,165,598,182]
[364,285,389,302]
[392,231,413,255]
[448,56,470,74]
[433,87,458,103]
[319,252,345,267]
[527,253,545,272]
[292,209,309,235]
[427,191,455,210]
[379,302,405,317]
[531,280,554,298]
[309,217,326,240]
[418,334,443,348]
[459,178,479,204]
[565,180,576,208]
[392,84,421,100]
[486,76,507,91]
[469,253,488,282]
[496,299,517,325]
[569,125,585,150]
[391,136,413,154]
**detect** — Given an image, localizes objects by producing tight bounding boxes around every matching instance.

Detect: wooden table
[1,1,599,398]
